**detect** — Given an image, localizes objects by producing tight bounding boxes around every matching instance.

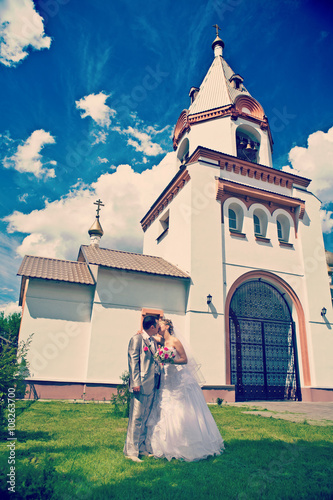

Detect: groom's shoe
[125,455,142,463]
[141,451,154,457]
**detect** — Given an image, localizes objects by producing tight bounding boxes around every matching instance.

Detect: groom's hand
[133,386,141,392]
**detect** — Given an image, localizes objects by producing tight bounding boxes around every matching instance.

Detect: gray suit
[124,333,160,457]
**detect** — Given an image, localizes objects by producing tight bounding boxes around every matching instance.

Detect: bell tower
[173,25,273,168]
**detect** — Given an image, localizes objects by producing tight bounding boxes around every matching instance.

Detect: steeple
[173,25,273,168]
[88,199,104,247]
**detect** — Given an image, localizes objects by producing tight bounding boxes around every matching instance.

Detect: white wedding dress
[146,348,224,461]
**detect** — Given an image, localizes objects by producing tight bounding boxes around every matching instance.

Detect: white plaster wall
[218,168,292,197]
[86,303,187,384]
[186,162,224,313]
[295,190,333,387]
[86,268,187,383]
[186,311,226,386]
[19,279,94,383]
[186,116,234,157]
[143,179,192,274]
[94,268,187,313]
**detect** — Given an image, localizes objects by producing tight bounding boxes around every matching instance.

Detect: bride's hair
[161,318,174,335]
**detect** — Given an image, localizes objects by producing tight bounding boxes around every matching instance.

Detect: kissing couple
[123,315,224,462]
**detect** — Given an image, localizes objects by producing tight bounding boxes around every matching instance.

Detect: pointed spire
[88,199,104,247]
[212,24,224,57]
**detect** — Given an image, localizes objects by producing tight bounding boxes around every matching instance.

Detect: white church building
[17,30,333,403]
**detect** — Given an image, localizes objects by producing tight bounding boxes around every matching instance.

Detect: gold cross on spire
[94,199,104,217]
[213,24,221,37]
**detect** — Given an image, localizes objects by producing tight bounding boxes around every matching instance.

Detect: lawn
[0,401,332,499]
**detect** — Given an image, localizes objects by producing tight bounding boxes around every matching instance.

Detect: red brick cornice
[187,104,233,126]
[141,168,191,232]
[173,109,190,150]
[187,147,311,189]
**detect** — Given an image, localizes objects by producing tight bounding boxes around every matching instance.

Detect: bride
[146,318,224,461]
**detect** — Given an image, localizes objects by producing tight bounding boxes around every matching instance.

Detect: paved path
[228,401,333,425]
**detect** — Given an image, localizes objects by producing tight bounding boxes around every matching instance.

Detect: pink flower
[159,350,163,355]
[164,347,169,351]
[165,354,169,359]
[143,346,149,352]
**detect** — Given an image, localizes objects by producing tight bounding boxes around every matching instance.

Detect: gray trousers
[123,391,155,457]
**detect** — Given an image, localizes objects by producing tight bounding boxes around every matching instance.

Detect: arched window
[228,203,244,233]
[277,220,283,240]
[177,138,189,167]
[229,209,237,230]
[253,214,261,235]
[253,208,268,237]
[276,214,290,242]
[236,126,260,164]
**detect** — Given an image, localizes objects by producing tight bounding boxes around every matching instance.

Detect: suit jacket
[128,334,156,395]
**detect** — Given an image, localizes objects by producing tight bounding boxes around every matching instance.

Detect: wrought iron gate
[229,280,301,401]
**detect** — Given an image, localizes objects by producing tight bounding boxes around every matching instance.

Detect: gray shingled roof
[17,255,95,285]
[80,245,190,279]
[188,56,251,116]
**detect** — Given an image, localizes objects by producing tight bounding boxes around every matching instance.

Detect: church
[17,28,333,403]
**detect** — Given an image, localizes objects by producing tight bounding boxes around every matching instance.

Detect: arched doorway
[229,279,301,401]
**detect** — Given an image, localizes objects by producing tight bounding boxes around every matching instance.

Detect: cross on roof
[213,24,221,37]
[94,199,104,217]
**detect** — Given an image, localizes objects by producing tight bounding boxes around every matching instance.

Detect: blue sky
[0,0,333,311]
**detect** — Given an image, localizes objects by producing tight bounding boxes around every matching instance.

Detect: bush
[0,336,31,433]
[111,371,130,417]
[216,397,224,406]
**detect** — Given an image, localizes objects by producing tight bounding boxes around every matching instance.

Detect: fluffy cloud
[282,127,333,204]
[0,301,21,315]
[4,152,177,260]
[97,157,109,164]
[114,124,167,157]
[3,129,56,178]
[75,92,116,128]
[320,210,333,235]
[0,0,51,67]
[282,126,333,233]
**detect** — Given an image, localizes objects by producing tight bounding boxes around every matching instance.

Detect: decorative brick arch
[225,270,311,387]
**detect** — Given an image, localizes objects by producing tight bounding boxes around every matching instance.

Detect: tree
[0,311,30,432]
[0,311,21,345]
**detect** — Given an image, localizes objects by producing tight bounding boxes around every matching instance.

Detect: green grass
[0,401,332,499]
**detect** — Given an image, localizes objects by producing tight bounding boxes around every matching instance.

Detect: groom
[123,315,161,462]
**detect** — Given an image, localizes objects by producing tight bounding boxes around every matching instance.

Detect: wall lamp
[321,307,327,317]
[207,294,212,305]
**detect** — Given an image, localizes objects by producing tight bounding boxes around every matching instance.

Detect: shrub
[111,371,130,417]
[0,336,31,433]
[216,397,224,406]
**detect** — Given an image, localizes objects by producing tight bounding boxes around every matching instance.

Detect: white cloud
[282,127,333,204]
[3,129,56,178]
[0,301,21,316]
[75,92,116,128]
[91,130,108,144]
[282,126,333,236]
[320,210,333,234]
[117,125,165,157]
[97,157,108,164]
[0,0,51,67]
[19,193,29,203]
[4,152,177,260]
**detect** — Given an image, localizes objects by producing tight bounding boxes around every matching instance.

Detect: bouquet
[154,346,176,364]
